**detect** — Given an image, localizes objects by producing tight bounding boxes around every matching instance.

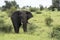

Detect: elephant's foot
[14,27,19,33]
[14,30,19,33]
[24,29,27,32]
[23,27,27,32]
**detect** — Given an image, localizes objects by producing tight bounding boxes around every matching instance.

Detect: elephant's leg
[13,23,20,33]
[14,20,22,33]
[18,19,21,28]
[11,18,20,33]
[20,11,28,32]
[22,19,27,32]
[14,25,19,33]
[23,23,27,32]
[22,18,27,32]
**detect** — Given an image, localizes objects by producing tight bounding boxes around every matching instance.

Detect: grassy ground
[0,10,60,40]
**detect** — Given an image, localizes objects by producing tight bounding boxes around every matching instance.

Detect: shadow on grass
[0,26,12,33]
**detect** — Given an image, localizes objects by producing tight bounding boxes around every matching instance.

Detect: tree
[39,5,44,11]
[48,5,55,11]
[1,0,19,17]
[2,0,19,11]
[52,0,60,11]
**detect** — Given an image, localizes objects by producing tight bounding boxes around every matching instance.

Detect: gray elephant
[11,11,33,33]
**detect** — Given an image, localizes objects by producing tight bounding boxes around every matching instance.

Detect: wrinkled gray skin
[11,11,33,33]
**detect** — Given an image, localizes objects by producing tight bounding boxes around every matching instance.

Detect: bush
[27,23,37,34]
[51,25,60,40]
[0,11,12,33]
[0,25,12,33]
[45,16,53,26]
[6,6,17,17]
[36,11,42,14]
[29,7,38,12]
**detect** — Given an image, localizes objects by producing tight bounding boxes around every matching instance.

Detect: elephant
[11,11,33,33]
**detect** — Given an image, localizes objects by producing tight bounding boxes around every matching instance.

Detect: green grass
[0,10,60,40]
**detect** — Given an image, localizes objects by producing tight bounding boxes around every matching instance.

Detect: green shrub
[27,23,37,34]
[45,16,53,26]
[29,7,38,12]
[0,11,12,33]
[51,25,60,40]
[36,11,42,14]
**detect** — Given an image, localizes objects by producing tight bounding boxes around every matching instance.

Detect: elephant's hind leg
[14,25,19,33]
[11,18,20,33]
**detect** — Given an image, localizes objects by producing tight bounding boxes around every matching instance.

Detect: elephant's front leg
[23,22,27,32]
[22,18,27,32]
[20,12,28,32]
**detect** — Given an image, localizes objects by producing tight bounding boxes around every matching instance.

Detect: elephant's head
[25,11,33,20]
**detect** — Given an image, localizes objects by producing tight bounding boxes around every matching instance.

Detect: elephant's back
[11,11,20,16]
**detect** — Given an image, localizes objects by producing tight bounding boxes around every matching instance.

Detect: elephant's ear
[26,11,33,20]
